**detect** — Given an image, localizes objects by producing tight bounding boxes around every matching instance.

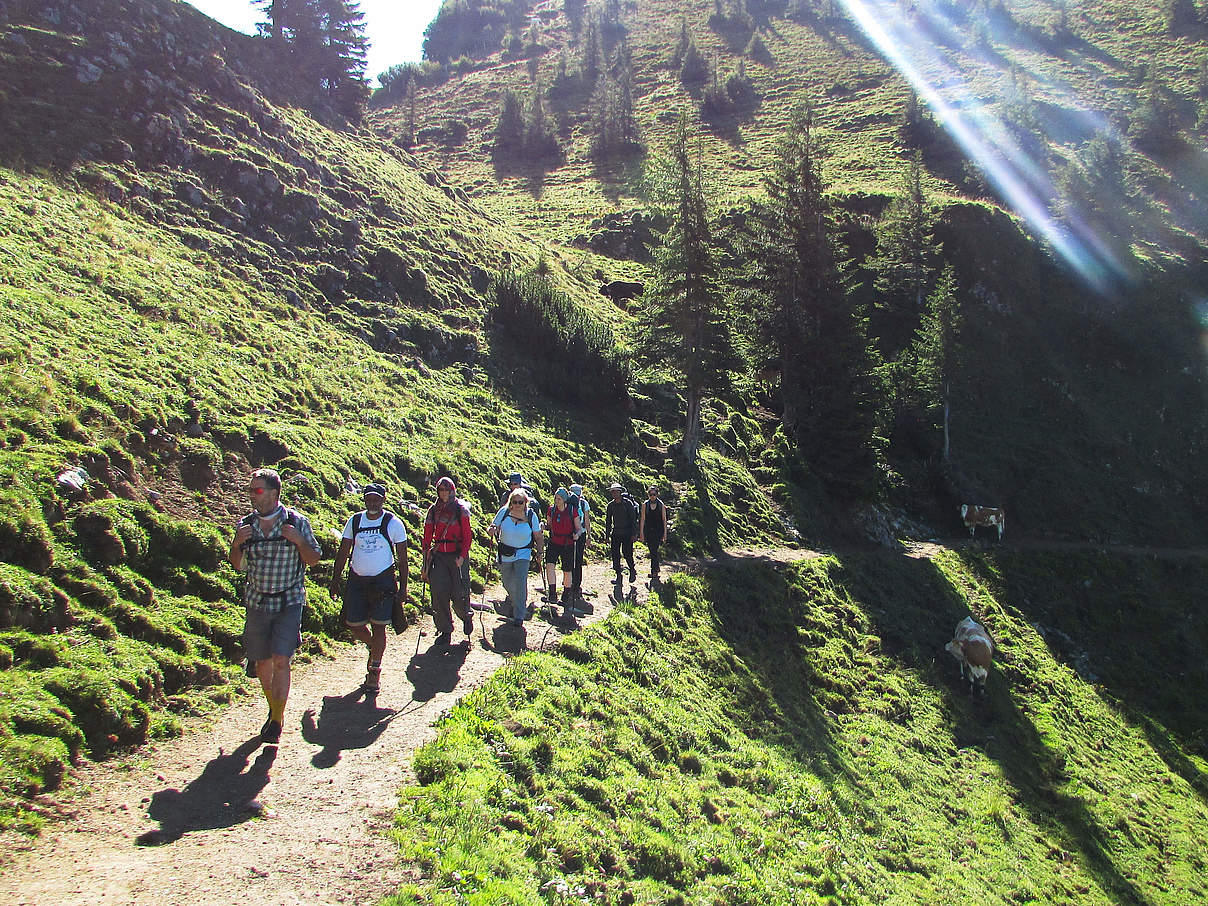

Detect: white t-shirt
[341,511,408,577]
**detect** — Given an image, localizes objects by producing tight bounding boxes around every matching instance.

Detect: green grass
[390,551,1208,904]
[0,158,779,819]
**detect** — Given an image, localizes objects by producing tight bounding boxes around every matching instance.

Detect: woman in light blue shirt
[489,490,544,626]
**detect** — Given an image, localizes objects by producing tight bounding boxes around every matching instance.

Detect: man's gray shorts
[243,604,303,662]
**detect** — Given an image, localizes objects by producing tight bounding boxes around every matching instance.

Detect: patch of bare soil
[0,555,646,906]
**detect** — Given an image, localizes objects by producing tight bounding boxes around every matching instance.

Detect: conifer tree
[909,265,962,461]
[751,105,880,496]
[526,80,561,159]
[255,0,368,120]
[644,116,737,464]
[494,89,526,154]
[867,153,940,352]
[680,33,710,84]
[1165,0,1200,33]
[581,15,602,84]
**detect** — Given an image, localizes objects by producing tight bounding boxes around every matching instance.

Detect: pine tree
[673,18,692,68]
[494,89,526,154]
[867,153,940,353]
[644,116,737,464]
[581,15,602,84]
[525,80,561,159]
[315,0,369,118]
[751,105,880,496]
[680,33,710,84]
[909,265,962,461]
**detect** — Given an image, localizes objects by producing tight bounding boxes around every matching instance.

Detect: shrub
[489,271,630,404]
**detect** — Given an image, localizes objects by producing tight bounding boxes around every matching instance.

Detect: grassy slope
[380,0,1208,259]
[0,0,787,824]
[390,552,1208,905]
[387,0,1208,546]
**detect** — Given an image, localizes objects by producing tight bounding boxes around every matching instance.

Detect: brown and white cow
[960,504,1004,540]
[945,616,995,695]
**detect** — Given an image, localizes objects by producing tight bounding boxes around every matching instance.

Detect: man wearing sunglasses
[229,468,322,745]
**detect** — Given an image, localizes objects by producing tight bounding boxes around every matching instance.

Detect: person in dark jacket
[639,485,668,583]
[421,477,473,647]
[604,482,638,587]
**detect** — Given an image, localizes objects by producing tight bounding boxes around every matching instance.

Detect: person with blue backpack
[567,482,590,606]
[490,489,544,627]
[330,483,409,692]
[543,487,583,615]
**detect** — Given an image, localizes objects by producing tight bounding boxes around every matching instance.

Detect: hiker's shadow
[138,738,275,845]
[488,619,529,655]
[407,640,470,703]
[301,689,399,769]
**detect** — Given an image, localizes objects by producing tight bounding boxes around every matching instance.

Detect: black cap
[363,482,387,498]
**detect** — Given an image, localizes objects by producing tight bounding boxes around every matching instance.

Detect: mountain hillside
[0,3,1206,902]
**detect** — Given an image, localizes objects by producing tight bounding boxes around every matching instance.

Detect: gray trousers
[429,551,469,634]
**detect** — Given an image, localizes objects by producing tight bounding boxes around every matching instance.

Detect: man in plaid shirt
[229,469,322,744]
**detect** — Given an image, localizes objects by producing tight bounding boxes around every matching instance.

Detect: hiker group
[229,468,671,745]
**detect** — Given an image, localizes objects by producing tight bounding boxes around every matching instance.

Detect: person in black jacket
[604,482,638,587]
[639,485,668,583]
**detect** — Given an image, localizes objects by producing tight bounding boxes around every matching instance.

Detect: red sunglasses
[249,487,271,495]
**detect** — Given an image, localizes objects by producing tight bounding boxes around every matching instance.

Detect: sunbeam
[835,0,1135,294]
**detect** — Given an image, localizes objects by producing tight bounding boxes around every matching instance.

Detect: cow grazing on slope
[945,616,995,695]
[961,504,1004,540]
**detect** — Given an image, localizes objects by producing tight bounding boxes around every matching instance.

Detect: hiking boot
[629,568,637,583]
[260,716,281,744]
[548,591,559,606]
[243,658,257,679]
[463,614,474,635]
[434,631,451,647]
[613,572,623,586]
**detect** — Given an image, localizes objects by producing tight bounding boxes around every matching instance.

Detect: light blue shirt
[492,507,541,562]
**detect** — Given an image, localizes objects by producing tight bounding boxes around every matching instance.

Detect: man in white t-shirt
[330,483,408,692]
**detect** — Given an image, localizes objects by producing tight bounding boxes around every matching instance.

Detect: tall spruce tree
[493,89,526,155]
[644,116,737,464]
[866,153,940,353]
[255,0,368,120]
[909,265,962,461]
[751,105,880,496]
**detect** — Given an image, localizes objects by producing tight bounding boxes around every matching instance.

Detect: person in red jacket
[420,477,473,646]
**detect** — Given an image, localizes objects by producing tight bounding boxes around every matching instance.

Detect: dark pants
[571,534,587,595]
[610,534,635,579]
[429,551,469,634]
[645,538,662,578]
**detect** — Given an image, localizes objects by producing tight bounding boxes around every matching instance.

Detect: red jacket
[423,500,472,559]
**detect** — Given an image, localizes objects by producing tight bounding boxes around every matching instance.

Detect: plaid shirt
[239,505,321,613]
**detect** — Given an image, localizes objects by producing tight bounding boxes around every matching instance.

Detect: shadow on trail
[300,689,401,769]
[407,640,470,702]
[137,738,275,846]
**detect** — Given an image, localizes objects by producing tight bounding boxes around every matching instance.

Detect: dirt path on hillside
[3,535,1201,904]
[0,555,646,906]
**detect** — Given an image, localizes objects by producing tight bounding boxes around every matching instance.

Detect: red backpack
[547,504,576,546]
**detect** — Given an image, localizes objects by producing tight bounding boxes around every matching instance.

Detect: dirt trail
[0,556,642,906]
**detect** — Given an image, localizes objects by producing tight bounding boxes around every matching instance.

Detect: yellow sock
[269,697,286,722]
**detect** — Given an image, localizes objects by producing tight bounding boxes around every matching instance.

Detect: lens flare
[835,0,1134,294]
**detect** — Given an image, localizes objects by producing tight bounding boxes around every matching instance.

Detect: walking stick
[415,555,429,657]
[478,537,496,635]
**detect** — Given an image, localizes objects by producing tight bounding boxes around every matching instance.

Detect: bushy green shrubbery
[489,271,630,405]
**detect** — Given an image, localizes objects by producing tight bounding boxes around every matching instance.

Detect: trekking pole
[478,538,496,636]
[415,558,429,657]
